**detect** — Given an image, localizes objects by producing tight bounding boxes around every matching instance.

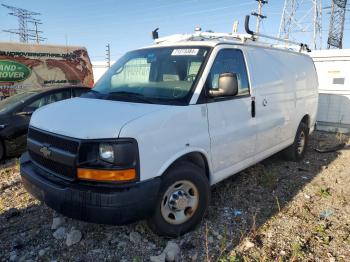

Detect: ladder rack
[152,15,311,53]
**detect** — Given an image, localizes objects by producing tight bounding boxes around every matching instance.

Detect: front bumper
[20,153,161,225]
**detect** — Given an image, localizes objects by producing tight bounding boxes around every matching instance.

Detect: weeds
[205,223,210,262]
[291,241,303,260]
[318,187,331,197]
[275,196,281,212]
[259,165,278,189]
[335,131,349,144]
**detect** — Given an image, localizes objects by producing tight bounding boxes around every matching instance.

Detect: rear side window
[207,49,250,96]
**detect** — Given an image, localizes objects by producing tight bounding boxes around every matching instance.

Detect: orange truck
[0,42,94,99]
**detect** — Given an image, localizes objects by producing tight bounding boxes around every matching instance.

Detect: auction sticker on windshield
[171,49,199,56]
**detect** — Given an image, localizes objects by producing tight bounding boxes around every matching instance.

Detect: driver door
[206,48,256,183]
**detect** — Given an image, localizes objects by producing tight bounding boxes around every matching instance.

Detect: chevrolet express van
[20,30,318,236]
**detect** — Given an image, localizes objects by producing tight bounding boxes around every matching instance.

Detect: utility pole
[251,0,268,34]
[2,4,45,43]
[106,44,111,68]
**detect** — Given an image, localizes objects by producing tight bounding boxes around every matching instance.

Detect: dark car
[0,86,90,159]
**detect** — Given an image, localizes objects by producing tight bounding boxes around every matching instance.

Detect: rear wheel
[283,122,309,161]
[148,161,210,237]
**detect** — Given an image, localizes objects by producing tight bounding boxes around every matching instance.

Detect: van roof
[147,32,308,54]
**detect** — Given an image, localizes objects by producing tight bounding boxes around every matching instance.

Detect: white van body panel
[119,104,211,182]
[244,47,318,156]
[30,98,167,139]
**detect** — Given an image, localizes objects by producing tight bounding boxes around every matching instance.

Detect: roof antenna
[152,28,159,40]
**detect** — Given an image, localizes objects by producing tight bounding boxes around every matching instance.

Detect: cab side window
[207,49,250,96]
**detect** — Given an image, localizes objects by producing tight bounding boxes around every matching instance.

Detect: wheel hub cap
[160,180,199,225]
[169,190,189,210]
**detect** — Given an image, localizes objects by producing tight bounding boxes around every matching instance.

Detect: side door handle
[251,97,256,118]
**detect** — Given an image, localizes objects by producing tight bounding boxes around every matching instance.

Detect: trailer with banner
[0,42,94,99]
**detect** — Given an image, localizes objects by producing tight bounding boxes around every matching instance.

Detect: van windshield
[92,47,210,105]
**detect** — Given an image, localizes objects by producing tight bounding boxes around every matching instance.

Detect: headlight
[99,143,115,163]
[78,139,139,183]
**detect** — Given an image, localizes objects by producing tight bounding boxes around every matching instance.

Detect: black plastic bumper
[20,152,161,225]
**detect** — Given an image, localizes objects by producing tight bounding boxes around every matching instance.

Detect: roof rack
[151,15,311,53]
[244,15,311,52]
[153,31,253,45]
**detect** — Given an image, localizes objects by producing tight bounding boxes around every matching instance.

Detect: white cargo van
[20,19,318,236]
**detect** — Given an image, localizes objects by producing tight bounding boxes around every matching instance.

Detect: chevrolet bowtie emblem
[39,146,51,158]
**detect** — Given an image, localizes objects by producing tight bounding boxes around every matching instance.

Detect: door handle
[251,97,255,118]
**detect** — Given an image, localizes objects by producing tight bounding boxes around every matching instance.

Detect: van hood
[30,98,167,139]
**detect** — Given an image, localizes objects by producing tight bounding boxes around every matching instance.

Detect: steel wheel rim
[297,131,306,155]
[160,180,199,225]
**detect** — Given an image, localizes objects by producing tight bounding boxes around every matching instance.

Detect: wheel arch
[157,150,212,182]
[300,114,311,130]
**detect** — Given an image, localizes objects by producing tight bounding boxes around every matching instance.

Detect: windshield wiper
[107,91,154,104]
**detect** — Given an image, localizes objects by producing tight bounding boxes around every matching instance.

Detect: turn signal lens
[77,168,136,182]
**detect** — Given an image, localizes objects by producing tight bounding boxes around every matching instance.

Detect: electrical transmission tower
[278,0,322,50]
[2,4,45,43]
[327,0,348,49]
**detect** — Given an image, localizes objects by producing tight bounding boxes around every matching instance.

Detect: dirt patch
[0,131,349,261]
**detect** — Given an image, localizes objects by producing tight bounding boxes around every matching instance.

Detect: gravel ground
[0,131,349,262]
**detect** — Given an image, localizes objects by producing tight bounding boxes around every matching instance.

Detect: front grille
[27,127,79,181]
[29,150,75,180]
[28,128,79,154]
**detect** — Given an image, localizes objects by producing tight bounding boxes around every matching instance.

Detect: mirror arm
[208,89,225,97]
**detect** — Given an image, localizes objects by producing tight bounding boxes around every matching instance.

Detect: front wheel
[283,122,309,161]
[148,161,210,237]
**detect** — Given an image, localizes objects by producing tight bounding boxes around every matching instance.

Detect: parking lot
[1,131,349,261]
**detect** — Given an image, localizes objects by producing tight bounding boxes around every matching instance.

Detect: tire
[148,161,210,237]
[283,122,309,161]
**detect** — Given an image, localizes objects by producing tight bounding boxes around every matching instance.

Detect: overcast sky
[0,0,348,61]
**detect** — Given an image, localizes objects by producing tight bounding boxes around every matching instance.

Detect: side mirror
[209,73,238,97]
